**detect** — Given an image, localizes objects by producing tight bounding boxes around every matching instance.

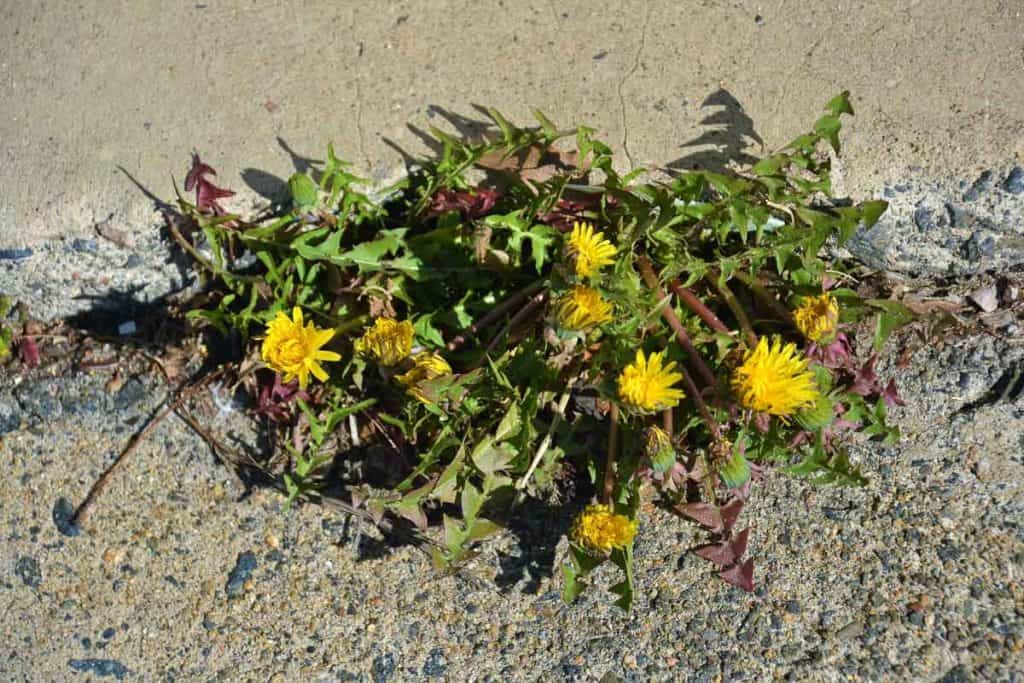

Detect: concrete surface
[2,2,1024,681]
[2,1,1024,246]
[1,326,1022,681]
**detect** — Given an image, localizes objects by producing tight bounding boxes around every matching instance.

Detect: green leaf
[562,562,587,604]
[460,481,484,522]
[785,439,868,487]
[443,514,467,554]
[331,228,408,272]
[859,199,888,230]
[718,450,751,489]
[471,438,515,474]
[288,172,319,209]
[609,546,635,611]
[432,445,467,504]
[466,518,501,541]
[752,154,786,177]
[824,90,854,117]
[796,394,836,430]
[413,313,446,348]
[532,109,559,139]
[814,115,842,154]
[867,299,915,350]
[494,403,521,442]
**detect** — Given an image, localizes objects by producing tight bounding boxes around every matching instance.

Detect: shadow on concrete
[665,88,764,174]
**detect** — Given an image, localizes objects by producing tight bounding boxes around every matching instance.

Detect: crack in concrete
[618,0,650,169]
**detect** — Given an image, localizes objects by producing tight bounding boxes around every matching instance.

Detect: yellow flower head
[570,504,638,554]
[261,307,341,389]
[566,221,617,278]
[554,285,613,330]
[793,293,840,343]
[354,318,414,366]
[732,336,819,417]
[396,352,452,404]
[617,350,686,411]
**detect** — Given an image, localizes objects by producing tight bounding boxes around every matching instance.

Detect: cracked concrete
[2,1,1023,246]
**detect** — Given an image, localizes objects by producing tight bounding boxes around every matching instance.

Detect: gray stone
[14,556,41,587]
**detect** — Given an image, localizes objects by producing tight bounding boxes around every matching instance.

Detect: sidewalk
[2,1,1023,245]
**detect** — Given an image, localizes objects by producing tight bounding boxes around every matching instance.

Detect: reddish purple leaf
[678,502,723,532]
[807,332,852,369]
[720,498,744,532]
[426,188,501,219]
[695,541,736,567]
[851,354,880,396]
[186,153,235,214]
[185,153,217,191]
[18,337,40,367]
[719,558,755,592]
[255,373,309,422]
[730,527,750,560]
[882,379,905,407]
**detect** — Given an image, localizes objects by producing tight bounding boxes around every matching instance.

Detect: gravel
[846,166,1024,276]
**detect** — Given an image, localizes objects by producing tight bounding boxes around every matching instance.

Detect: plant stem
[447,280,545,351]
[707,272,757,347]
[731,270,794,327]
[515,378,576,496]
[636,257,716,389]
[481,291,548,357]
[662,408,673,437]
[636,257,723,439]
[667,280,730,335]
[603,404,619,504]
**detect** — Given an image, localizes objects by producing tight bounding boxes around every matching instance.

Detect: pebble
[225,551,257,599]
[14,556,41,587]
[1004,166,1024,194]
[963,170,994,201]
[52,497,81,537]
[968,286,999,313]
[116,320,137,336]
[113,378,147,410]
[372,653,396,683]
[913,205,938,231]
[67,659,130,680]
[0,247,33,261]
[71,238,99,253]
[422,648,448,678]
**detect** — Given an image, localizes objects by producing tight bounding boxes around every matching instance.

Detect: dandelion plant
[167,92,907,609]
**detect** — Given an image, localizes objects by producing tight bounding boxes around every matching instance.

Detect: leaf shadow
[665,88,765,174]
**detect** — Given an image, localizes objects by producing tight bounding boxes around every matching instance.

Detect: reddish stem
[636,257,716,389]
[636,257,723,439]
[667,280,730,334]
[447,280,544,351]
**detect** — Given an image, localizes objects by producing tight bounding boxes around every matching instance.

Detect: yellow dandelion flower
[396,352,452,404]
[732,336,818,417]
[354,318,414,366]
[617,350,686,411]
[261,307,341,389]
[555,285,613,330]
[566,221,617,278]
[570,504,638,553]
[793,293,840,343]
